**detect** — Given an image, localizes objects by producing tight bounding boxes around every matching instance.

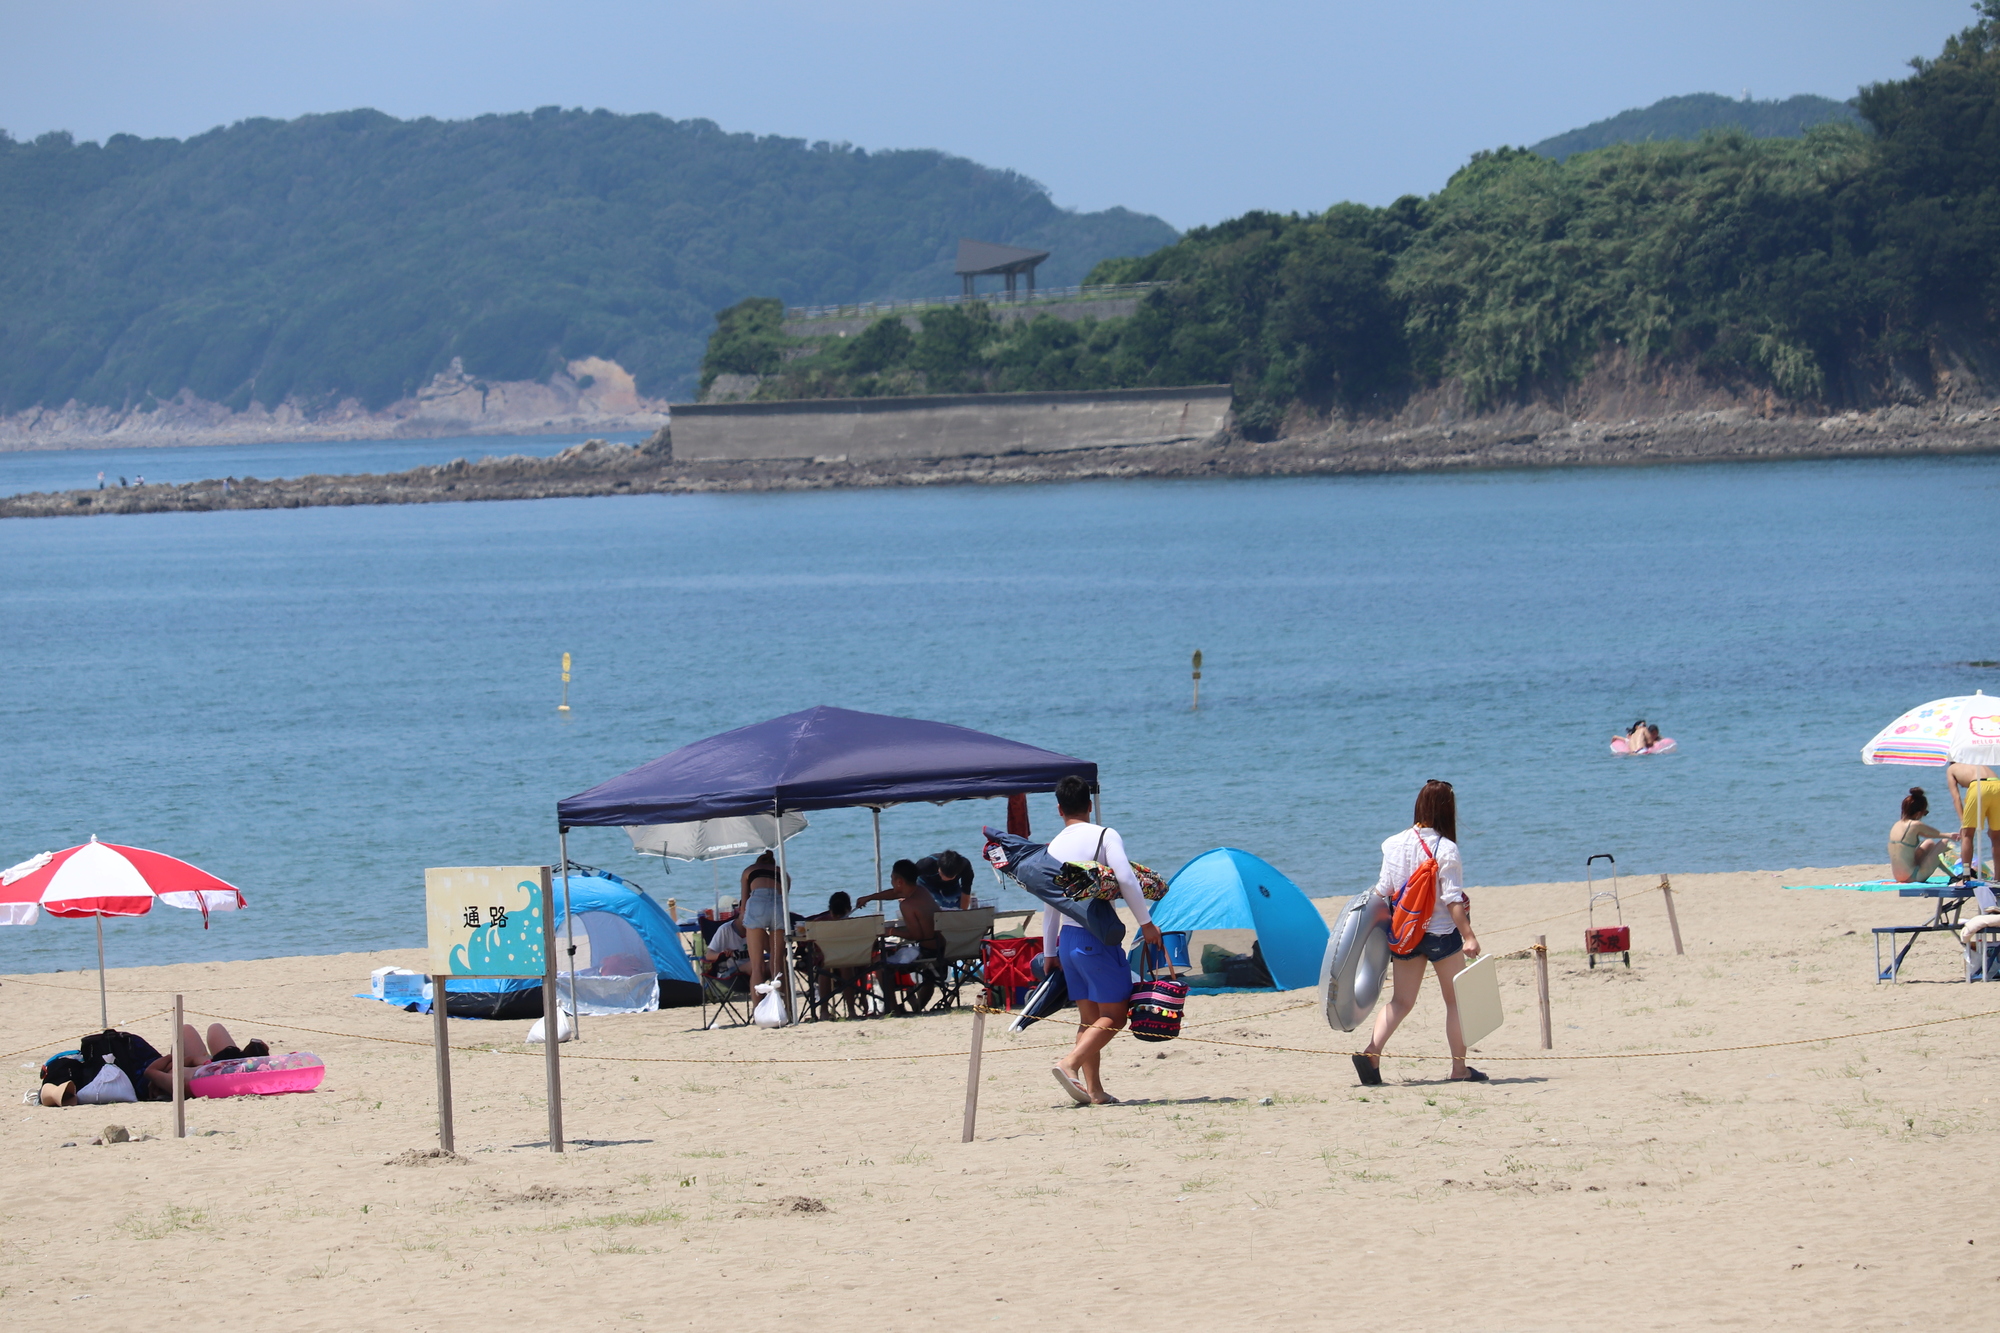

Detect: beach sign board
[425,865,551,977]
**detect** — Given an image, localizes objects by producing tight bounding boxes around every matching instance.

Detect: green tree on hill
[712,4,2000,432]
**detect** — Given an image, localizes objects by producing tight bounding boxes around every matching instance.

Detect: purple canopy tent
[556,706,1097,1025]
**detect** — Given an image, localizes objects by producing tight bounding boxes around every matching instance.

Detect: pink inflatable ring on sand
[187,1051,325,1099]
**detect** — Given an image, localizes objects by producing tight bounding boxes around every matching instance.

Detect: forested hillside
[1530,92,1861,160]
[710,7,2000,436]
[0,109,1175,413]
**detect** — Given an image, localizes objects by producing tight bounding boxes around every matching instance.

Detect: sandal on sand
[1052,1065,1091,1105]
[1091,1092,1121,1105]
[1449,1067,1490,1083]
[1351,1052,1383,1087]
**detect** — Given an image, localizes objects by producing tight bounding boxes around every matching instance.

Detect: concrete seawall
[672,385,1232,462]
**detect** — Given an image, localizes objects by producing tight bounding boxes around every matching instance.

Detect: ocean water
[3,455,1997,976]
[0,429,649,498]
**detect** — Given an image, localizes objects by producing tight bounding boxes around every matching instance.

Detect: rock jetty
[4,408,1999,521]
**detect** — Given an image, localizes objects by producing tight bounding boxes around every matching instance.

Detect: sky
[0,0,1979,231]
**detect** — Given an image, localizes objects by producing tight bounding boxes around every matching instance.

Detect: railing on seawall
[784,282,1170,323]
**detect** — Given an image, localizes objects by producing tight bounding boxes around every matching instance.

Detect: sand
[3,862,1996,1330]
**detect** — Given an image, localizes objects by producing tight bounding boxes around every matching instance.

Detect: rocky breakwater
[6,404,2000,521]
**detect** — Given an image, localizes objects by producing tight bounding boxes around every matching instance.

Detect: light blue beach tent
[1152,849,1331,991]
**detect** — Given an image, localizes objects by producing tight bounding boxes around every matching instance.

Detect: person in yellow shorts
[1946,762,2000,881]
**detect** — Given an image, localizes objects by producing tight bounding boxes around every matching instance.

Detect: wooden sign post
[424,865,565,1153]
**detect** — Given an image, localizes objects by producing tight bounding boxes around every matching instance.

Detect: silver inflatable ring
[1320,892,1391,1033]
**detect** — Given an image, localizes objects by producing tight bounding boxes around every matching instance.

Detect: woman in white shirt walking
[1353,780,1485,1086]
[1044,775,1163,1106]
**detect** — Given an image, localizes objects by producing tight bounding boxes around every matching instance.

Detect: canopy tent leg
[558,828,580,1040]
[872,807,883,902]
[94,914,108,1031]
[776,804,798,1026]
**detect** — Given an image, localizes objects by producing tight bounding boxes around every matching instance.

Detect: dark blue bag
[982,827,1127,949]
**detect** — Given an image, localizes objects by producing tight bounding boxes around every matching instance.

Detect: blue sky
[0,0,1977,229]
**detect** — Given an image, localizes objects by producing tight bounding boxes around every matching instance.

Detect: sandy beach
[4,862,1995,1330]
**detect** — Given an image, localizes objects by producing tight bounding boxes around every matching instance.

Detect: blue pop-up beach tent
[1151,848,1330,991]
[445,870,699,1017]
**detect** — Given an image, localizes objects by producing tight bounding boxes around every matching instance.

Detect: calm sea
[0,430,649,498]
[2,455,1995,976]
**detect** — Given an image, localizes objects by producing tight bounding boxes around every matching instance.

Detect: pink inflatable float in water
[188,1051,325,1098]
[1610,735,1677,756]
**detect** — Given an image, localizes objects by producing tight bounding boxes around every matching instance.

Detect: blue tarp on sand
[557,705,1094,827]
[1151,848,1330,991]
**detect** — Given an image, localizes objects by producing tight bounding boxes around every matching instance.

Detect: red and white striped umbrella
[0,838,247,1028]
[0,837,246,924]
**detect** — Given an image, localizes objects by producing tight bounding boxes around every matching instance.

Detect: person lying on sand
[143,1023,268,1095]
[1889,787,1953,883]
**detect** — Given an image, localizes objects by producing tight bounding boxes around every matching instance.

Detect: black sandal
[1449,1067,1490,1083]
[1351,1052,1383,1086]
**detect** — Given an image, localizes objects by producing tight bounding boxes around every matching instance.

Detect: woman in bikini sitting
[143,1023,269,1096]
[1889,787,1953,883]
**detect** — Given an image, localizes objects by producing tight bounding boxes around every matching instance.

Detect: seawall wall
[671,385,1233,463]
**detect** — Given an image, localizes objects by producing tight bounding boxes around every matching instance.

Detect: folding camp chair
[696,917,754,1028]
[909,907,996,1014]
[982,934,1043,1010]
[794,915,887,1021]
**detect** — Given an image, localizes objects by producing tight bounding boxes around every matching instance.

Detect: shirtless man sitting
[855,860,940,1012]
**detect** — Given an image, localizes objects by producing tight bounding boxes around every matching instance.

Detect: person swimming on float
[1888,787,1953,884]
[1611,720,1672,755]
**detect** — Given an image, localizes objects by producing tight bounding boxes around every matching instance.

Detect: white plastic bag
[752,980,789,1028]
[76,1054,136,1105]
[525,1009,576,1044]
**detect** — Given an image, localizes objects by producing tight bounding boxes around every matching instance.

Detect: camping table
[1873,885,1979,982]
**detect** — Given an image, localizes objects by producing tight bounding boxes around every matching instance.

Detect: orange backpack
[1389,828,1440,956]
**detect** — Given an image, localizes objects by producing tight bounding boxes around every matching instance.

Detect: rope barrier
[1171,1003,2000,1062]
[2,1009,171,1067]
[3,973,330,995]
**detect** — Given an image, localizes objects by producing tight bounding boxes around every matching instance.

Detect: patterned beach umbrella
[1860,692,2000,766]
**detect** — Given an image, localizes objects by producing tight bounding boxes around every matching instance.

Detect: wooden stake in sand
[171,994,185,1139]
[1534,935,1553,1050]
[961,1008,987,1143]
[1660,874,1685,955]
[538,866,565,1152]
[431,975,455,1154]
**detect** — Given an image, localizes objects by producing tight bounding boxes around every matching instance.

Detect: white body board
[1320,892,1391,1033]
[1452,953,1504,1048]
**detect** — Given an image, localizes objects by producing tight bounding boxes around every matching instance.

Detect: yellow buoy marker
[558,652,572,712]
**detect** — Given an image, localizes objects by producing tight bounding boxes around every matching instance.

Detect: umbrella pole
[776,804,797,1026]
[872,808,883,903]
[558,828,579,1040]
[94,914,108,1031]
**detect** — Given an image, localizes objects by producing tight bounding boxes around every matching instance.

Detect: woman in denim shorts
[738,851,790,999]
[1353,780,1485,1086]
